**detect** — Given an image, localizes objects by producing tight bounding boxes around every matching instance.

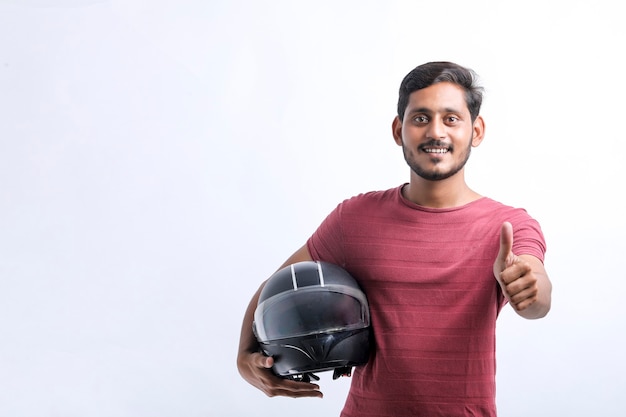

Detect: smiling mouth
[422,147,450,154]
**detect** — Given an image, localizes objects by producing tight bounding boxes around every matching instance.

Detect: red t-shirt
[307,185,546,417]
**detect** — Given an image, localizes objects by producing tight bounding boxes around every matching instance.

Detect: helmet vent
[304,338,330,361]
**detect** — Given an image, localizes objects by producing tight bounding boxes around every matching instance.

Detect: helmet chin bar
[259,328,370,379]
[285,366,353,382]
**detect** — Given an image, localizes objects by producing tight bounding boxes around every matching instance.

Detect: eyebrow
[408,106,463,115]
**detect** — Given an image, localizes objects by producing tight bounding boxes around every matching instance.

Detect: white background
[1,1,624,416]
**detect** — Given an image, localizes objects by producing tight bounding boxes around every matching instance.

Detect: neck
[402,171,481,208]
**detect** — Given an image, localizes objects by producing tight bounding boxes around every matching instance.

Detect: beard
[402,137,473,181]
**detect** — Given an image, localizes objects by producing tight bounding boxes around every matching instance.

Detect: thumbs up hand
[493,222,540,313]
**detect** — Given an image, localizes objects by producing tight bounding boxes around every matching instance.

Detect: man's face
[393,82,483,181]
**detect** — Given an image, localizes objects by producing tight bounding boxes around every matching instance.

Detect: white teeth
[424,148,448,154]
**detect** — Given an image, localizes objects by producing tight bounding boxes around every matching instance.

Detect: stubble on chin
[402,143,472,181]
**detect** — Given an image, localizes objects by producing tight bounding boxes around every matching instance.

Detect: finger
[251,352,274,369]
[269,381,323,397]
[509,288,538,311]
[506,276,538,305]
[261,375,323,398]
[499,261,531,286]
[496,222,514,266]
[267,387,324,398]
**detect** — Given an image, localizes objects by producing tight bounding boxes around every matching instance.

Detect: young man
[237,61,552,416]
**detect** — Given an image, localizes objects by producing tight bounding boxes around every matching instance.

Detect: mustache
[419,139,452,149]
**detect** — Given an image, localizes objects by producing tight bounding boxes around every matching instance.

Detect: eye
[445,115,460,124]
[413,115,429,125]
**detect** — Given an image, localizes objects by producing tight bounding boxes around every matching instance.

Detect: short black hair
[397,61,484,122]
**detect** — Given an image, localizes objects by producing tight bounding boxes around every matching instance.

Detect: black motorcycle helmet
[253,261,371,381]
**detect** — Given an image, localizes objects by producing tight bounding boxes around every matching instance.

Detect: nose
[426,116,446,139]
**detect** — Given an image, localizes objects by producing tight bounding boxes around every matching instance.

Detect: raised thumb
[497,221,514,265]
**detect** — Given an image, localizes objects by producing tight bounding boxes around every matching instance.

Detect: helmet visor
[254,285,369,342]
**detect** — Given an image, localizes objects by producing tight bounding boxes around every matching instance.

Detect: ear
[392,116,403,146]
[471,115,486,147]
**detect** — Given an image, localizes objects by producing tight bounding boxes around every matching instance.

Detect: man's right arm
[236,244,324,398]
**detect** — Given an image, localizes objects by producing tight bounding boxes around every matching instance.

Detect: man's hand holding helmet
[237,351,324,398]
